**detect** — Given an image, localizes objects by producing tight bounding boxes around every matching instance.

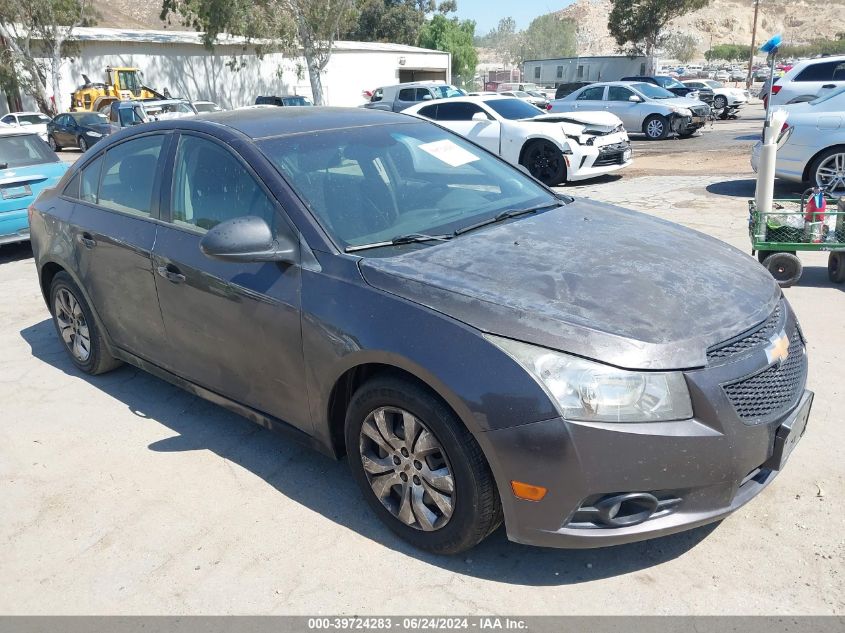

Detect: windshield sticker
[418,140,480,167]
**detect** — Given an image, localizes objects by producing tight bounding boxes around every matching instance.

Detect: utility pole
[746,0,761,88]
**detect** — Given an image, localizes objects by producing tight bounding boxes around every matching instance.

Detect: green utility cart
[749,192,845,288]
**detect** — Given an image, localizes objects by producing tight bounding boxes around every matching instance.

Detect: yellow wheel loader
[70,67,168,112]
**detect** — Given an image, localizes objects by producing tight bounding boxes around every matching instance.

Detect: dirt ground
[1,105,843,615]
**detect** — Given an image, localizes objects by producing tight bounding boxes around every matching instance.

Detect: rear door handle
[822,84,836,89]
[156,265,186,284]
[76,232,96,249]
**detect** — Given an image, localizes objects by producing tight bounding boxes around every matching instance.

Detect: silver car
[549,81,711,140]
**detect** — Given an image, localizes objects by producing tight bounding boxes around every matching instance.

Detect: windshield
[0,134,59,168]
[118,107,145,126]
[706,80,723,88]
[18,114,50,125]
[810,86,845,105]
[632,82,675,99]
[72,113,108,126]
[281,96,313,106]
[527,91,545,98]
[193,102,219,112]
[511,91,530,98]
[432,85,466,99]
[656,77,683,89]
[485,98,542,120]
[259,122,553,251]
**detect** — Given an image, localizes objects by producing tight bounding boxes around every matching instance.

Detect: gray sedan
[550,81,711,139]
[29,107,809,554]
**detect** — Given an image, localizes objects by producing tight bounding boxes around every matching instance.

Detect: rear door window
[97,135,165,217]
[398,88,416,101]
[795,61,845,82]
[577,86,605,100]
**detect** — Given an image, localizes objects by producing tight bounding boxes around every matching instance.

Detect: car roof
[189,106,414,139]
[7,111,46,116]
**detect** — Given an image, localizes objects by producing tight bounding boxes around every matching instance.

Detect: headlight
[670,106,693,117]
[487,335,693,423]
[86,131,103,138]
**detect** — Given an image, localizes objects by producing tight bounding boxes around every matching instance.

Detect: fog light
[511,480,547,501]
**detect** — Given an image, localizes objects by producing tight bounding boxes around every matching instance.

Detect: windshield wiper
[453,201,565,237]
[345,233,452,253]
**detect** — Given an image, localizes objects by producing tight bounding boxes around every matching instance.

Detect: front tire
[345,375,502,554]
[78,136,88,152]
[520,140,567,185]
[643,115,669,140]
[49,272,122,375]
[762,252,803,288]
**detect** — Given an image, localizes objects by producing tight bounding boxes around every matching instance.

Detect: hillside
[558,0,845,57]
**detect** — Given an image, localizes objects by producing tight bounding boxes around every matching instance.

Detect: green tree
[704,43,751,62]
[608,0,710,58]
[344,0,435,46]
[474,16,517,65]
[509,14,575,67]
[0,0,97,114]
[418,13,477,86]
[664,32,697,63]
[161,0,355,105]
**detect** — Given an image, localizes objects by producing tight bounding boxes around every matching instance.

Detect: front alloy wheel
[78,136,88,152]
[360,406,454,531]
[521,140,566,185]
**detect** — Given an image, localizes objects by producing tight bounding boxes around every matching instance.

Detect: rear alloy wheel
[811,147,845,195]
[762,252,803,288]
[643,115,669,140]
[345,376,502,554]
[828,251,845,284]
[78,136,88,152]
[48,135,61,152]
[49,272,122,375]
[520,140,566,185]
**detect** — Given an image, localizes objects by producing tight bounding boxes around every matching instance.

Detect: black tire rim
[769,259,798,282]
[526,143,562,183]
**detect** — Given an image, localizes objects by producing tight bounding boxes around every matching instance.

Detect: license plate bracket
[1,184,32,200]
[765,392,812,471]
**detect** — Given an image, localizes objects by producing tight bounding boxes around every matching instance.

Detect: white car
[751,88,845,194]
[498,90,548,109]
[192,100,223,113]
[714,70,730,82]
[683,80,749,111]
[0,111,51,142]
[404,95,632,185]
[769,55,845,107]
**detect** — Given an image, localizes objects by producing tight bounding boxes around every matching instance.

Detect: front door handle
[822,84,836,89]
[156,265,186,284]
[76,232,96,249]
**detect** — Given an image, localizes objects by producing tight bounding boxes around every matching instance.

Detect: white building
[523,55,656,87]
[2,27,452,114]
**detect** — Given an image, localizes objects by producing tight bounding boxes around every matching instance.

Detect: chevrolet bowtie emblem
[765,331,790,367]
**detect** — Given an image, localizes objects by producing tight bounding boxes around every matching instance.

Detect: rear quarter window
[795,61,845,82]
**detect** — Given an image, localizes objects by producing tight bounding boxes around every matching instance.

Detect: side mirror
[628,95,642,103]
[471,112,491,123]
[421,94,434,101]
[200,216,298,264]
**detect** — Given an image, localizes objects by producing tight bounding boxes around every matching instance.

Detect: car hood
[529,111,623,134]
[359,198,779,370]
[650,96,707,109]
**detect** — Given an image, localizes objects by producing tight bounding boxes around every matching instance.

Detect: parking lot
[1,103,843,615]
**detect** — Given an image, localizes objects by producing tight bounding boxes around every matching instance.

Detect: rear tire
[520,140,567,185]
[762,252,803,288]
[643,115,669,140]
[828,252,845,283]
[49,272,122,375]
[345,375,502,554]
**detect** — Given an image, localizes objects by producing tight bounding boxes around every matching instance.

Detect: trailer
[523,55,656,87]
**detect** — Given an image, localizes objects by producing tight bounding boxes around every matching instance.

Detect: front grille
[707,301,783,362]
[723,328,806,424]
[594,142,629,166]
[691,105,710,117]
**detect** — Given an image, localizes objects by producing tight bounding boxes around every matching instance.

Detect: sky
[455,0,576,35]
